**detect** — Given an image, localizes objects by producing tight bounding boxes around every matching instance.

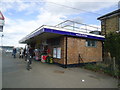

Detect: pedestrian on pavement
[19,47,24,59]
[12,47,17,58]
[23,45,28,61]
[26,45,34,70]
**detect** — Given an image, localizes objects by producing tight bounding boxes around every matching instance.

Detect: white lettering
[76,33,87,37]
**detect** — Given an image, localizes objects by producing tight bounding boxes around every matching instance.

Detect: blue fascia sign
[44,28,105,41]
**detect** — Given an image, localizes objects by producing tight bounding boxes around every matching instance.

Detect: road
[2,52,118,88]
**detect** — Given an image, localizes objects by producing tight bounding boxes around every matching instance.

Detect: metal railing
[55,20,100,33]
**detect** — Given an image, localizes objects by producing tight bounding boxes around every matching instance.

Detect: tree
[104,32,120,87]
[104,33,120,63]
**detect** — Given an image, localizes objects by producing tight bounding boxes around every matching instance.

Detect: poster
[53,48,57,58]
[57,47,61,59]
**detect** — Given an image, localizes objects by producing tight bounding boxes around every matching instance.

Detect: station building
[19,20,105,67]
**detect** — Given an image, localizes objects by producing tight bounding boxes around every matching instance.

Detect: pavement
[2,52,118,88]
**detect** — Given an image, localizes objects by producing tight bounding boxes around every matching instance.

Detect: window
[53,47,61,59]
[47,38,60,46]
[86,40,97,47]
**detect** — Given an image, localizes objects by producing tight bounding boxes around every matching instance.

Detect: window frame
[53,47,61,59]
[86,40,97,47]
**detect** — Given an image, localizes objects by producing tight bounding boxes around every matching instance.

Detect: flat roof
[97,9,120,20]
[19,25,105,43]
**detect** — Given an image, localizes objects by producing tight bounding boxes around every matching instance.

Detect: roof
[0,11,5,20]
[97,9,120,20]
[19,25,105,43]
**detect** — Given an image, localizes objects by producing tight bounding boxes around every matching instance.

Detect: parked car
[5,50,13,53]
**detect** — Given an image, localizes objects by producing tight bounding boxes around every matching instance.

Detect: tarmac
[2,52,118,88]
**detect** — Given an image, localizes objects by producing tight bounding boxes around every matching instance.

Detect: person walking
[12,48,17,58]
[26,45,34,70]
[19,48,24,59]
[23,46,28,61]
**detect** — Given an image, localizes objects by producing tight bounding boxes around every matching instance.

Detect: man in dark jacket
[26,45,34,70]
[12,48,17,58]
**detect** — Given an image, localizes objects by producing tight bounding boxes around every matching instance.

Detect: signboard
[76,33,87,37]
[44,28,105,41]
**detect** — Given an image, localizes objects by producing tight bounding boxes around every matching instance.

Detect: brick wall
[41,36,103,65]
[67,37,102,64]
[101,16,119,35]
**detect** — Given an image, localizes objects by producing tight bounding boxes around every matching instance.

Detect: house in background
[97,9,120,63]
[19,20,105,67]
[97,9,120,35]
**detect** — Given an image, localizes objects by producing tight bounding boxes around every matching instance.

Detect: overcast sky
[0,0,119,47]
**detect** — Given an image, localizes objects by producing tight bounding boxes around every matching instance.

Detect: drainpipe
[65,36,68,68]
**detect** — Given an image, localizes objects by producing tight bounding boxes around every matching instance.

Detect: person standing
[12,48,17,58]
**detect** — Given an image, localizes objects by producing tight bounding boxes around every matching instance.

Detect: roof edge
[97,9,120,20]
